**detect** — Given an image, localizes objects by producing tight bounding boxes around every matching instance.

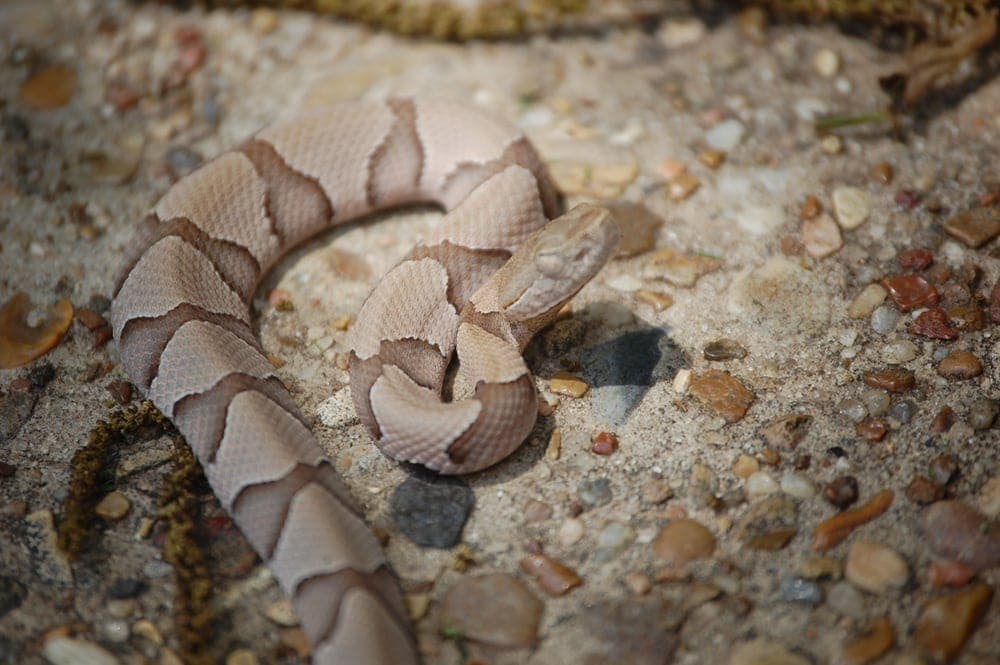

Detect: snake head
[498,203,620,321]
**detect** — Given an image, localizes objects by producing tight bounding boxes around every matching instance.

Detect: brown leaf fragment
[689,369,754,422]
[879,11,997,111]
[813,489,893,552]
[0,293,74,369]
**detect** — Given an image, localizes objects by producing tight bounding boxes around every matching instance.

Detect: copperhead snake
[110,97,619,664]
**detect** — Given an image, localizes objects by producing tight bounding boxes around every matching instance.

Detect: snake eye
[534,248,563,276]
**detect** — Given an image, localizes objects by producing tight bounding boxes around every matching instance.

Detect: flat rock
[440,574,543,648]
[914,584,993,663]
[653,518,716,563]
[921,500,999,573]
[689,370,754,422]
[845,541,909,593]
[390,473,474,548]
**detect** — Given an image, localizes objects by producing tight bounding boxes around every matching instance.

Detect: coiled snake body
[111,97,619,663]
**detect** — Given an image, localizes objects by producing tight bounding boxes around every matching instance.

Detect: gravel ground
[0,2,998,664]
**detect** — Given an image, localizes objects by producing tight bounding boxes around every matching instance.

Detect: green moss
[160,436,216,665]
[57,400,168,556]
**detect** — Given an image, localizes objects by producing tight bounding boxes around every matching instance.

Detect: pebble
[840,616,895,665]
[523,499,553,523]
[926,561,975,588]
[264,599,298,626]
[845,541,909,593]
[733,454,760,479]
[593,521,635,562]
[801,195,823,220]
[898,247,933,271]
[798,556,842,580]
[95,491,131,521]
[703,338,748,361]
[813,48,839,77]
[635,289,674,311]
[888,400,916,425]
[872,162,895,185]
[863,368,914,393]
[689,369,755,422]
[642,479,673,504]
[591,431,618,455]
[518,554,582,596]
[389,474,474,548]
[910,307,957,340]
[780,473,816,499]
[779,576,823,605]
[921,500,999,572]
[801,213,843,258]
[644,249,722,287]
[705,119,746,151]
[131,620,162,645]
[914,584,993,662]
[603,202,663,257]
[406,593,430,621]
[941,207,1000,248]
[870,306,900,334]
[667,172,701,201]
[746,472,779,497]
[836,398,868,423]
[824,476,859,509]
[827,581,866,620]
[42,636,119,665]
[549,372,589,397]
[906,476,945,505]
[624,571,652,595]
[881,275,939,311]
[979,476,1000,517]
[673,368,692,393]
[577,477,613,509]
[967,398,998,430]
[759,414,812,448]
[928,454,958,487]
[697,148,725,169]
[439,574,543,648]
[734,495,798,550]
[856,419,887,442]
[225,649,259,665]
[833,186,871,229]
[728,639,811,665]
[821,135,843,154]
[558,518,584,546]
[860,388,891,416]
[0,577,26,618]
[545,429,562,460]
[653,519,716,563]
[881,340,918,364]
[848,284,887,318]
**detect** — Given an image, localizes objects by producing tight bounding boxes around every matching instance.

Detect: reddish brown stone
[689,370,754,422]
[824,476,859,510]
[942,207,1000,248]
[894,189,921,210]
[881,275,939,311]
[914,584,993,663]
[855,420,887,442]
[926,561,975,588]
[946,304,984,332]
[19,65,77,110]
[840,616,895,665]
[897,248,933,271]
[930,406,955,433]
[911,307,958,340]
[862,368,914,393]
[518,554,582,597]
[906,476,945,505]
[75,309,107,330]
[591,432,619,455]
[937,351,982,380]
[105,380,133,405]
[989,278,1000,324]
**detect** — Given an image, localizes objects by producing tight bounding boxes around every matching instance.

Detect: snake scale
[110,97,620,663]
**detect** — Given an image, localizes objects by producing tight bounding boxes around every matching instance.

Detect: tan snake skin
[111,97,619,664]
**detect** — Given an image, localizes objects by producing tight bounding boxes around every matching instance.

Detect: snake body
[111,97,619,663]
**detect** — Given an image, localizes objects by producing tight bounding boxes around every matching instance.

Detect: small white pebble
[558,518,585,547]
[746,471,779,496]
[672,368,692,394]
[812,48,839,77]
[780,473,817,499]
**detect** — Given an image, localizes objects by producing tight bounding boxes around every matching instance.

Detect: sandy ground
[0,1,997,664]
